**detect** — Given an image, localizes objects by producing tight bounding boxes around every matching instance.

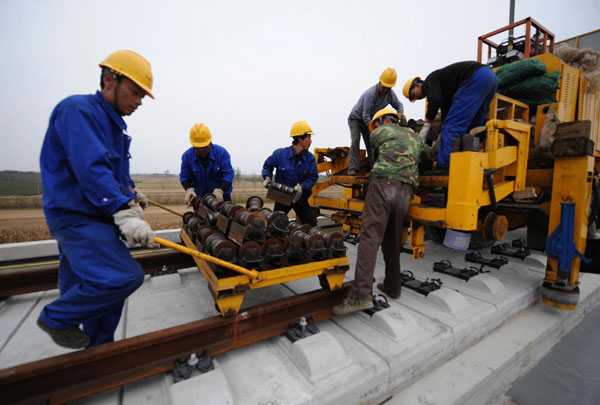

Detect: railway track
[0,248,195,297]
[0,249,348,404]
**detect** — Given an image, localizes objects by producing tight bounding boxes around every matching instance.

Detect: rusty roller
[230,209,267,243]
[260,207,289,238]
[309,227,347,258]
[204,232,239,271]
[270,182,294,195]
[196,225,218,247]
[202,193,226,213]
[292,229,327,262]
[288,220,311,234]
[191,196,219,226]
[183,213,206,243]
[283,233,305,264]
[220,201,244,218]
[246,196,264,212]
[238,241,263,269]
[261,238,285,269]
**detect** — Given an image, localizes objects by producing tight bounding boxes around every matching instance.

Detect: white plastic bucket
[443,229,471,250]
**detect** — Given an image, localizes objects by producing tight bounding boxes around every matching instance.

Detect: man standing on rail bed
[347,68,405,176]
[402,61,497,168]
[180,123,234,206]
[37,50,156,349]
[262,121,319,226]
[333,108,427,315]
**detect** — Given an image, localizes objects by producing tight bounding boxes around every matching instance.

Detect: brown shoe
[37,318,89,349]
[376,283,401,299]
[332,297,373,315]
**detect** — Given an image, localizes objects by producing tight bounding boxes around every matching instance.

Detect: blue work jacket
[262,146,318,203]
[179,144,234,197]
[40,91,136,230]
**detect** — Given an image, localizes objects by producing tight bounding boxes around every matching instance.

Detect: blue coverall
[435,67,498,167]
[262,146,318,225]
[39,91,144,347]
[179,145,234,199]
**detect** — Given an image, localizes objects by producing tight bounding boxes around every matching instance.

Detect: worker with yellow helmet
[180,123,234,205]
[262,121,319,226]
[347,68,405,176]
[38,50,155,349]
[334,108,428,315]
[402,61,497,168]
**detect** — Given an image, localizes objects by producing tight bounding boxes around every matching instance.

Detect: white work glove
[133,188,148,209]
[113,202,155,248]
[292,183,302,204]
[185,188,197,207]
[419,122,431,141]
[263,177,272,189]
[212,188,224,202]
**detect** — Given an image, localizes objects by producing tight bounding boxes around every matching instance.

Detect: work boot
[376,283,401,299]
[347,168,358,176]
[37,318,89,349]
[332,297,373,315]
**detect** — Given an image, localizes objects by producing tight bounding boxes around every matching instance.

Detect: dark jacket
[422,61,484,121]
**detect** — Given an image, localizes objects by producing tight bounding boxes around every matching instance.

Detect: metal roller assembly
[309,227,347,258]
[261,238,285,268]
[292,229,327,262]
[266,181,296,206]
[260,207,289,238]
[246,196,264,212]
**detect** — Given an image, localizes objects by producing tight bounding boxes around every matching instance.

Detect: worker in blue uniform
[37,50,156,349]
[180,123,234,205]
[262,121,319,226]
[403,61,498,168]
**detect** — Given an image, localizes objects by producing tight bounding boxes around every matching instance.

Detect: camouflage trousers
[349,178,413,301]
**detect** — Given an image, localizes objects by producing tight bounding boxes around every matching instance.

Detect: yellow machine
[309,17,600,310]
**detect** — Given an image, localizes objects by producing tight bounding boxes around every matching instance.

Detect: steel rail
[0,283,349,404]
[0,249,195,297]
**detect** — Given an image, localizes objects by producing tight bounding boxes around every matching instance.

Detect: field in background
[0,176,343,243]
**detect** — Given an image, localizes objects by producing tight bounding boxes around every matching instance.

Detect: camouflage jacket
[369,123,430,188]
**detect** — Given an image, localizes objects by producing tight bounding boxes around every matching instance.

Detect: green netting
[498,70,561,106]
[495,58,547,87]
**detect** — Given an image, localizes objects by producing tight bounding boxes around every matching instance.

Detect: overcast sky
[1,0,599,176]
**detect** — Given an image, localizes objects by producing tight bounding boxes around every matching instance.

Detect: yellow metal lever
[147,199,185,217]
[154,236,262,281]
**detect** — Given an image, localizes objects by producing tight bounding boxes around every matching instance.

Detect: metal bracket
[433,260,484,281]
[151,265,177,277]
[285,317,319,343]
[343,231,359,245]
[491,243,531,260]
[465,251,509,269]
[400,270,443,296]
[362,294,391,316]
[172,350,214,382]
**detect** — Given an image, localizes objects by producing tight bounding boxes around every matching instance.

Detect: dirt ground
[0,202,283,244]
[0,205,190,243]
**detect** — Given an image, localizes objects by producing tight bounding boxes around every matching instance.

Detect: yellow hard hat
[402,76,421,100]
[99,50,154,99]
[290,121,314,137]
[189,123,212,147]
[379,68,397,88]
[369,108,400,132]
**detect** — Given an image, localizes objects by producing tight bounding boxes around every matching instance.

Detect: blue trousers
[39,221,144,346]
[437,67,498,168]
